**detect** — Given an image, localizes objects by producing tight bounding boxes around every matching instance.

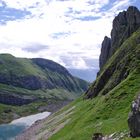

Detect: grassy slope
[0,82,80,124]
[49,70,140,140]
[0,54,88,93]
[34,29,140,140]
[0,83,78,100]
[0,54,46,77]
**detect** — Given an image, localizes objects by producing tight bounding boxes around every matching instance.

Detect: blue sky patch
[0,1,31,24]
[75,16,101,21]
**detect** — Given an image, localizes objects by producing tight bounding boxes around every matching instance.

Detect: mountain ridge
[99,6,140,69]
[0,53,88,93]
[86,6,140,99]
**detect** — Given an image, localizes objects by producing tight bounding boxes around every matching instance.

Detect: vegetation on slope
[0,83,77,124]
[0,54,89,124]
[0,54,88,92]
[31,28,140,140]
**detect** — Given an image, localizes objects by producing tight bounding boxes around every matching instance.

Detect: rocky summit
[86,6,140,99]
[99,36,111,69]
[99,6,140,69]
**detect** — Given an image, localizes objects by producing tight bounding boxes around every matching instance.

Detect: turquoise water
[0,124,26,140]
[0,111,51,140]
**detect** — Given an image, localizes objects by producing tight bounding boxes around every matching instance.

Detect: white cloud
[0,0,137,69]
[1,0,48,10]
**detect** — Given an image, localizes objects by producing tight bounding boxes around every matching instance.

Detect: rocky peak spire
[99,6,140,69]
[99,36,111,69]
[110,6,140,55]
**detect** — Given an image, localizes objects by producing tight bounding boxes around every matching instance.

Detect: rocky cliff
[99,36,111,68]
[100,6,140,69]
[86,6,140,99]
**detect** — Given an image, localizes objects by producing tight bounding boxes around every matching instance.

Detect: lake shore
[0,111,51,140]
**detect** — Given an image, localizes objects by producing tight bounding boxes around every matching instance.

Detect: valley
[16,6,140,140]
[0,54,89,124]
[0,1,140,140]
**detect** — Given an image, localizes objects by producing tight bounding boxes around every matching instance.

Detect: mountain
[0,54,89,123]
[99,6,140,69]
[86,6,140,98]
[0,54,88,92]
[17,6,140,140]
[68,68,99,82]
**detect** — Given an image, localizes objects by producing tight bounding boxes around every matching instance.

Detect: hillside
[17,6,140,140]
[0,54,89,123]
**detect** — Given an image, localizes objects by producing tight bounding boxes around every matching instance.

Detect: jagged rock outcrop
[100,6,140,69]
[110,6,140,55]
[128,94,140,137]
[86,6,140,99]
[99,36,111,69]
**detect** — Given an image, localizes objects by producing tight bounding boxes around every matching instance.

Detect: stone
[110,6,140,56]
[92,133,112,140]
[92,133,104,140]
[99,36,111,69]
[128,94,140,137]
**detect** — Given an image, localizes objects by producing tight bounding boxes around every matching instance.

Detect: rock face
[128,94,140,137]
[110,6,140,55]
[100,6,140,69]
[99,36,111,69]
[0,91,37,106]
[86,6,140,99]
[0,74,54,90]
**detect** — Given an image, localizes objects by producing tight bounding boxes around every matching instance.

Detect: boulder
[128,94,140,137]
[92,133,112,140]
[92,133,104,140]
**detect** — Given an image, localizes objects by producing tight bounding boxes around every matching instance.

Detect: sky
[0,0,139,70]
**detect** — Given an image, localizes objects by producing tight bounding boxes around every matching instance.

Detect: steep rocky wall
[0,92,37,106]
[99,36,111,68]
[100,6,140,69]
[86,6,140,99]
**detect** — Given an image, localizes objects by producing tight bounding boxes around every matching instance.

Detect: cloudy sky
[0,0,139,70]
